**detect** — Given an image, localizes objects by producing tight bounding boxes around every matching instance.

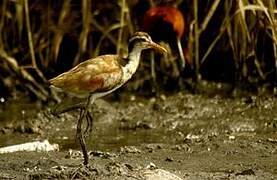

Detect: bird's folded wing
[49,55,123,96]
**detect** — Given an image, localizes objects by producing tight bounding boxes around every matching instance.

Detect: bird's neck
[122,47,142,81]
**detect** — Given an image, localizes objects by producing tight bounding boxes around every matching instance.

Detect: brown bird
[49,32,166,166]
[143,6,186,68]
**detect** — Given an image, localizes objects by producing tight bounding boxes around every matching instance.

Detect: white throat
[122,48,142,82]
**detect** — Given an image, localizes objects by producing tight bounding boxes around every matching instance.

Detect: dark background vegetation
[0,0,276,101]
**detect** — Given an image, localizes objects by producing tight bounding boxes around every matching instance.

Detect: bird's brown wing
[49,55,123,97]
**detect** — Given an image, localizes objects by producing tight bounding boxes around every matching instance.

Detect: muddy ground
[0,82,276,179]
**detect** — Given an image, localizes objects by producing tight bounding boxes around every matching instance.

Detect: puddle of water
[0,94,276,154]
[48,121,175,151]
[0,99,42,146]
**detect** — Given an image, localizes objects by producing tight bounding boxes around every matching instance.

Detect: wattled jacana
[49,32,166,166]
[143,6,186,69]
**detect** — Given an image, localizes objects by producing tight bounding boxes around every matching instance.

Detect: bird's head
[128,32,167,54]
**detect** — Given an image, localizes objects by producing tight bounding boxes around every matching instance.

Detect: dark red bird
[143,6,186,68]
[143,7,185,38]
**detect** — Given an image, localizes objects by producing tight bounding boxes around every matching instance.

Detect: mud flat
[0,90,276,179]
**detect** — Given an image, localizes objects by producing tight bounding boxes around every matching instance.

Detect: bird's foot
[70,163,98,179]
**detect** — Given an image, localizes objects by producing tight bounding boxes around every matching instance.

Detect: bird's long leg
[177,36,185,69]
[84,109,93,138]
[76,108,88,166]
[150,51,157,94]
[76,94,93,166]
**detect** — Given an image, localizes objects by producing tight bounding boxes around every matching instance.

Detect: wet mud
[0,85,277,179]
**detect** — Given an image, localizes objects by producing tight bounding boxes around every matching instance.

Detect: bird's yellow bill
[149,42,167,54]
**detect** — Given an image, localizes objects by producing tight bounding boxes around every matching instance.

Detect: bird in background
[143,6,186,68]
[49,32,167,166]
[142,6,190,91]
